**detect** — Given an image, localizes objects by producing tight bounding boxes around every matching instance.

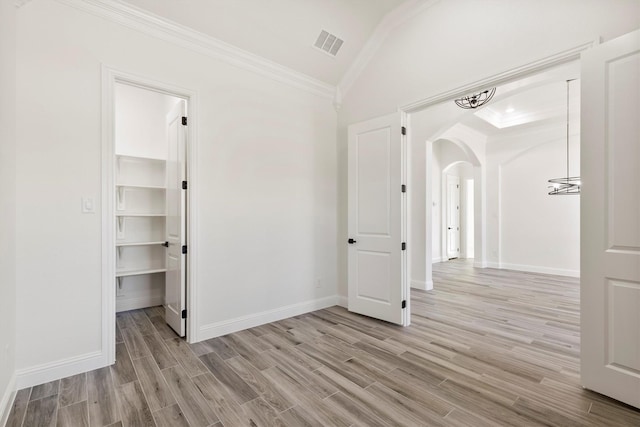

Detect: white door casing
[446,175,461,259]
[165,100,187,337]
[347,113,408,326]
[581,29,640,409]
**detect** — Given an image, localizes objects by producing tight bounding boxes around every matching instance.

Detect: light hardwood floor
[7,260,640,426]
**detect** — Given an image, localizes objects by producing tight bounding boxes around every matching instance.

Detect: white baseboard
[411,280,434,291]
[16,351,106,390]
[0,373,16,427]
[411,279,426,289]
[432,257,443,263]
[337,295,347,308]
[478,261,493,268]
[116,294,164,313]
[499,263,579,278]
[198,295,340,341]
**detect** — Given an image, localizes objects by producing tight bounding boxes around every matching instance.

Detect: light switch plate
[82,197,95,213]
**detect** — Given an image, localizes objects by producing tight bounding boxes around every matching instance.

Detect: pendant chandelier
[548,80,580,195]
[454,87,496,109]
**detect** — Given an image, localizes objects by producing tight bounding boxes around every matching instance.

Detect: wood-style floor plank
[7,261,640,426]
[115,381,156,427]
[22,394,58,427]
[29,380,59,401]
[161,365,219,427]
[141,333,178,370]
[152,404,190,427]
[199,352,258,405]
[131,356,176,412]
[58,373,87,408]
[87,367,119,427]
[111,343,138,387]
[56,400,89,427]
[5,388,30,427]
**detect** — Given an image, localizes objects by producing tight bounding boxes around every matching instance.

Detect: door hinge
[401,242,406,251]
[182,116,188,126]
[401,184,406,193]
[401,126,407,135]
[182,245,187,254]
[182,181,188,190]
[181,309,187,319]
[401,300,406,309]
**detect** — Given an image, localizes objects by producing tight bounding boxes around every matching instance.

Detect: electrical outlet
[315,278,322,289]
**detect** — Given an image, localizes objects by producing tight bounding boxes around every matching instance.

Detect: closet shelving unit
[115,155,167,283]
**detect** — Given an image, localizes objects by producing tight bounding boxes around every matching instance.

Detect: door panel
[581,29,640,409]
[446,175,460,259]
[165,100,187,337]
[348,113,407,326]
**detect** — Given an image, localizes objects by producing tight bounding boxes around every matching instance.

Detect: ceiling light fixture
[548,79,580,195]
[454,87,496,109]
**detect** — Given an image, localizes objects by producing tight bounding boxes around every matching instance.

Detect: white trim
[198,296,339,341]
[401,39,598,113]
[432,257,443,263]
[498,263,579,278]
[0,374,16,427]
[411,279,433,290]
[337,295,348,308]
[116,295,164,313]
[55,0,335,99]
[339,0,441,96]
[102,66,200,358]
[16,351,104,390]
[484,261,499,269]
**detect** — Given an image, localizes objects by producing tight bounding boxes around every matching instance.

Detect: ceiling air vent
[314,30,344,57]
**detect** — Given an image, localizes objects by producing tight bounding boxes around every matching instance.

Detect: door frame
[401,38,597,291]
[101,65,199,365]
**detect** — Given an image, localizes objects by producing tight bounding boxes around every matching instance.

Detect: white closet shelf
[116,213,166,217]
[116,241,166,247]
[116,154,166,162]
[116,183,166,190]
[116,267,167,278]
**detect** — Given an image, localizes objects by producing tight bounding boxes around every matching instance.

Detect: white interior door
[446,175,460,259]
[347,113,408,326]
[581,29,640,409]
[165,100,187,337]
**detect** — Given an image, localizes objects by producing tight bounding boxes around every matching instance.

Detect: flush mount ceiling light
[454,87,496,109]
[548,79,580,195]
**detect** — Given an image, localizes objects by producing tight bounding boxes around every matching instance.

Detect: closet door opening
[114,82,188,339]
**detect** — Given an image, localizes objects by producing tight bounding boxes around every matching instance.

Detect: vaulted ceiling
[121,0,407,85]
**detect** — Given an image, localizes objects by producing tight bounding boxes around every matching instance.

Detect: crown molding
[338,0,441,98]
[54,0,335,99]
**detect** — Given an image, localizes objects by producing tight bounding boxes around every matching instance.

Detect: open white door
[347,113,408,326]
[581,29,640,408]
[446,175,461,259]
[165,100,187,337]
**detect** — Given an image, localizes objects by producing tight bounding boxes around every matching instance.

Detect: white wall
[486,122,580,276]
[115,83,178,160]
[16,0,337,386]
[0,0,17,419]
[337,0,640,296]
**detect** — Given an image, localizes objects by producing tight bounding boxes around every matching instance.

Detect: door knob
[348,238,357,244]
